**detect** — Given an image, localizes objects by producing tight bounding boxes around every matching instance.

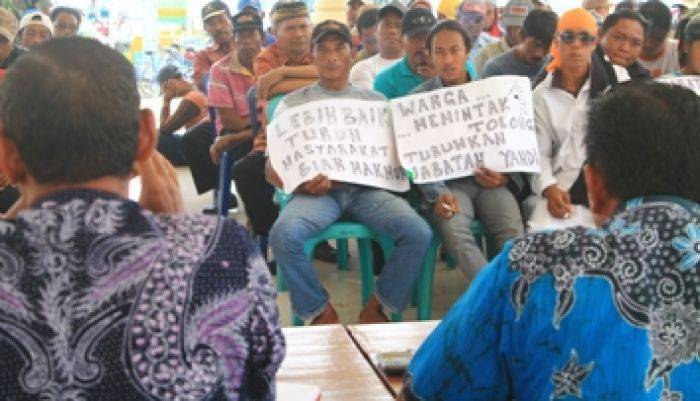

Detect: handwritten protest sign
[389,76,540,184]
[268,99,410,193]
[656,76,700,96]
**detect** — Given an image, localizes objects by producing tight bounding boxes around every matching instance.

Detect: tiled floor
[175,167,473,327]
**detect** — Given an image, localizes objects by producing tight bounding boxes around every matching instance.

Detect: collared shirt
[0,189,285,401]
[373,56,424,100]
[473,36,511,76]
[207,50,256,133]
[406,196,700,401]
[468,32,497,66]
[349,53,402,90]
[253,43,312,77]
[530,65,629,195]
[194,42,231,89]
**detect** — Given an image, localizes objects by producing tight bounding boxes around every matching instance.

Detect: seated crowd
[0,0,698,400]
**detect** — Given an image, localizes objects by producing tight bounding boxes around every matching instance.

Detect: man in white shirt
[456,0,496,68]
[638,1,679,78]
[530,8,628,221]
[349,2,405,89]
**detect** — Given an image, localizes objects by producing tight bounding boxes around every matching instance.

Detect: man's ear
[0,122,28,184]
[135,109,157,163]
[584,163,619,225]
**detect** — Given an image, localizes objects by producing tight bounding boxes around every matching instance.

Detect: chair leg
[217,152,232,216]
[276,263,288,292]
[357,238,374,307]
[417,235,440,320]
[337,238,349,270]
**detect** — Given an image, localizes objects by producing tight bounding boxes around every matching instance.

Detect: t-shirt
[193,43,230,90]
[207,51,256,133]
[274,82,386,117]
[373,56,424,100]
[0,46,27,70]
[473,37,510,76]
[638,39,680,79]
[482,48,545,81]
[349,53,401,90]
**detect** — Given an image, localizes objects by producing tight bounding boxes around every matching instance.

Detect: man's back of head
[586,81,700,203]
[0,37,140,185]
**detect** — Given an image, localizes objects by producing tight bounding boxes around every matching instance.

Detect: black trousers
[0,186,20,213]
[180,121,251,194]
[232,151,279,235]
[157,133,187,167]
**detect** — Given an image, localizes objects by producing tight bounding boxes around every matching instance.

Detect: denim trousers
[270,185,432,320]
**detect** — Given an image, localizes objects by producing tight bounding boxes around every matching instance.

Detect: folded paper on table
[267,99,410,193]
[528,199,595,231]
[390,76,541,184]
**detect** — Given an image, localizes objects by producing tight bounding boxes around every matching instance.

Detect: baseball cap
[378,1,407,20]
[311,20,353,46]
[237,0,262,13]
[685,15,700,43]
[201,1,231,22]
[0,8,18,43]
[501,0,533,27]
[19,11,53,35]
[232,11,264,34]
[402,8,437,37]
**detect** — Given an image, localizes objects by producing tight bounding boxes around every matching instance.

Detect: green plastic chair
[274,190,441,326]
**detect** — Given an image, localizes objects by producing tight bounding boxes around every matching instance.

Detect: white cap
[19,11,53,36]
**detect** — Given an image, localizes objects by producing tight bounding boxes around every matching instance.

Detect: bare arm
[264,158,283,188]
[159,100,201,135]
[268,78,319,98]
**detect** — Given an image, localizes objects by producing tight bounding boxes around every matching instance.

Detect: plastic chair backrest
[247,86,259,136]
[266,94,286,123]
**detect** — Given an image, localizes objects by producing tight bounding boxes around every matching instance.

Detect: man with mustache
[194,1,235,91]
[350,1,406,90]
[373,7,436,99]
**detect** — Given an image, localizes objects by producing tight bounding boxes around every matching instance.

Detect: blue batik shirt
[406,196,700,401]
[0,189,285,401]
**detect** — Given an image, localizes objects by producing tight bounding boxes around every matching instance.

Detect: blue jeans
[270,185,432,320]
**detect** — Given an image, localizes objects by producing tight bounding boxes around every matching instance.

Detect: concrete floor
[174,167,474,327]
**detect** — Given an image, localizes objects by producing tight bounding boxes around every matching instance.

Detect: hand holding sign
[267,99,410,193]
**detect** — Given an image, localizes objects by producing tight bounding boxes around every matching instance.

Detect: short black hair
[0,37,140,184]
[50,6,82,25]
[427,20,471,52]
[157,64,183,87]
[639,0,671,35]
[586,82,700,202]
[600,11,648,36]
[522,10,558,44]
[357,8,378,36]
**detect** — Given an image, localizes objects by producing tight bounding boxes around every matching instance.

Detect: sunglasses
[558,30,596,45]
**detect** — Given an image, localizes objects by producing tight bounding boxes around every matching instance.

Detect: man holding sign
[397,20,527,280]
[267,21,432,324]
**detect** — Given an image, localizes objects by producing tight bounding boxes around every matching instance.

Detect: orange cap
[546,8,597,72]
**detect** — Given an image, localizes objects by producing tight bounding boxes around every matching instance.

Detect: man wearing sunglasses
[529,8,628,222]
[457,0,497,70]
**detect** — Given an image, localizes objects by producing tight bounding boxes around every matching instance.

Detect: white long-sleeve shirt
[530,66,629,196]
